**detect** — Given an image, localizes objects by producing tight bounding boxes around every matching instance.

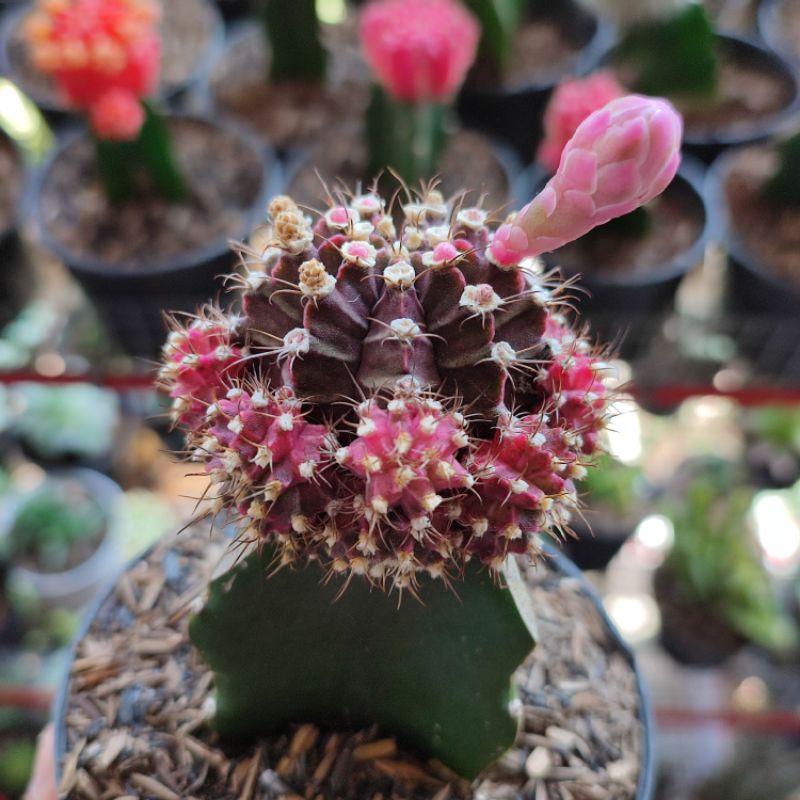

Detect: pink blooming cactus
[359,0,480,102]
[537,71,626,174]
[493,94,683,265]
[24,0,161,140]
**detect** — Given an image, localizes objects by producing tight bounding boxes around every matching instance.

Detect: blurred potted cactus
[1,468,123,611]
[742,405,800,489]
[582,0,800,162]
[2,0,223,130]
[533,71,708,355]
[456,0,613,162]
[54,95,680,798]
[655,458,796,667]
[209,0,367,153]
[9,383,120,471]
[26,0,273,359]
[707,129,800,340]
[567,453,650,571]
[284,0,524,210]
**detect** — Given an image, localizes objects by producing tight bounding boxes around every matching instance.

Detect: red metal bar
[0,686,53,713]
[656,707,800,734]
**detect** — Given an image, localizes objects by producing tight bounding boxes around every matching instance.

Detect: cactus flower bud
[24,0,161,140]
[537,71,626,174]
[359,0,479,102]
[492,95,682,266]
[89,87,145,140]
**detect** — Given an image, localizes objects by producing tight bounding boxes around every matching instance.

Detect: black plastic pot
[0,129,32,330]
[566,514,640,572]
[705,143,800,375]
[605,32,800,164]
[539,156,712,360]
[456,0,615,164]
[53,540,656,799]
[214,0,253,21]
[34,117,279,361]
[0,0,225,131]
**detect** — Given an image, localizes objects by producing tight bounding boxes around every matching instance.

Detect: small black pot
[53,539,656,799]
[0,130,31,330]
[705,144,800,376]
[34,117,279,361]
[605,32,800,164]
[214,0,253,21]
[457,0,615,164]
[0,0,225,131]
[566,514,640,572]
[539,156,712,360]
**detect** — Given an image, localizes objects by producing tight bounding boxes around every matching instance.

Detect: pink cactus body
[492,95,683,266]
[359,0,479,102]
[24,0,161,140]
[537,71,626,174]
[158,183,629,591]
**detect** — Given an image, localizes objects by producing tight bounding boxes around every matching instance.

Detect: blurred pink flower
[89,87,146,140]
[359,0,479,102]
[537,71,626,174]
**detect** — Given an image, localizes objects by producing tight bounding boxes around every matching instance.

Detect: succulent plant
[261,0,328,83]
[764,132,800,208]
[579,0,717,98]
[24,0,184,200]
[160,94,682,779]
[463,0,524,78]
[360,0,480,185]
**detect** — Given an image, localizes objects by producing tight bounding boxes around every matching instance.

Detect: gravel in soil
[550,177,704,278]
[723,144,800,290]
[286,128,512,215]
[38,118,264,269]
[0,135,21,232]
[209,21,369,150]
[4,0,218,109]
[615,44,794,136]
[59,527,643,800]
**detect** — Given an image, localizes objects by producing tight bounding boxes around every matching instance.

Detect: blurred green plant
[0,737,36,798]
[764,132,800,208]
[6,484,106,574]
[464,0,524,75]
[10,383,119,462]
[582,453,644,517]
[660,460,796,655]
[744,405,800,452]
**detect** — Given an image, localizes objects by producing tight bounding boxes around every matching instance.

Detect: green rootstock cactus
[190,547,536,779]
[159,95,682,778]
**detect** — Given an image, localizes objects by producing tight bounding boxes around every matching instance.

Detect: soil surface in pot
[469,16,592,91]
[0,135,21,233]
[4,0,217,108]
[59,528,644,800]
[287,129,512,214]
[210,22,368,150]
[39,118,264,268]
[614,41,794,137]
[722,144,800,289]
[550,177,704,278]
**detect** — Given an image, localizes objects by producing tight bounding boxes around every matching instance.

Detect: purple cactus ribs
[159,188,611,591]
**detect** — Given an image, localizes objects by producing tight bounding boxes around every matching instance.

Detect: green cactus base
[189,547,537,781]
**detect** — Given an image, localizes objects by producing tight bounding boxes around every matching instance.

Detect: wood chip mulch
[59,528,643,800]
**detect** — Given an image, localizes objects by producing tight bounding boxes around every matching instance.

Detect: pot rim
[535,153,714,289]
[52,537,657,799]
[0,467,123,597]
[602,30,800,149]
[705,140,800,304]
[0,0,225,115]
[33,113,280,277]
[757,0,800,66]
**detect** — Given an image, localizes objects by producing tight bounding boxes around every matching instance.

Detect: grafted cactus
[160,94,682,779]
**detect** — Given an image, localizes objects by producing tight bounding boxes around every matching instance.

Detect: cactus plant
[23,0,184,200]
[360,0,480,186]
[261,0,328,83]
[763,131,800,208]
[579,0,718,97]
[159,94,682,780]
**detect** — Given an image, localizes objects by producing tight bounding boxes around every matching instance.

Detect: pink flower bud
[359,0,479,103]
[492,95,683,265]
[89,88,145,140]
[24,0,161,136]
[537,71,626,174]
